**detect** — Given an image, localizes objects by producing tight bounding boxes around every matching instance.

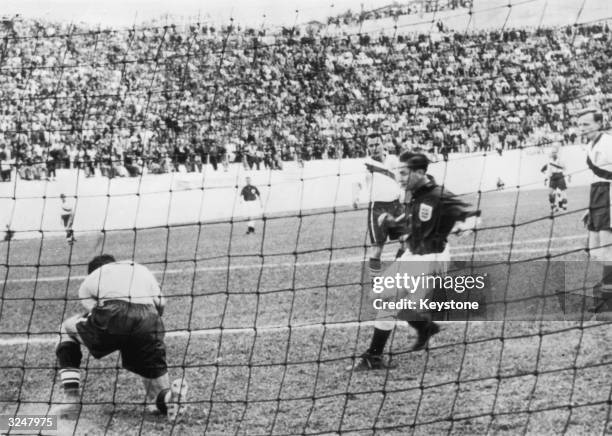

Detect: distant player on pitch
[53,254,188,421]
[579,108,612,314]
[540,145,569,213]
[240,176,262,234]
[352,135,406,280]
[3,224,14,242]
[60,193,76,244]
[352,151,481,370]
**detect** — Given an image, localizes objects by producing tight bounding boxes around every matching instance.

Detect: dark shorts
[76,300,167,379]
[368,200,407,245]
[549,173,566,191]
[589,182,611,232]
[61,214,71,227]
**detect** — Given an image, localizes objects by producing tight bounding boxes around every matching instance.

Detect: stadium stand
[0,16,610,180]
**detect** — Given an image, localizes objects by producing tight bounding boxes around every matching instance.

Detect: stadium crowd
[0,14,610,181]
[326,0,471,27]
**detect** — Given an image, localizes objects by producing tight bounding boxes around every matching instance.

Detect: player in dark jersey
[3,224,14,242]
[352,151,481,370]
[240,177,262,234]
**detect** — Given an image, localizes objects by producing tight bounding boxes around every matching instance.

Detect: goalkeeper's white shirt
[78,261,163,310]
[360,155,401,202]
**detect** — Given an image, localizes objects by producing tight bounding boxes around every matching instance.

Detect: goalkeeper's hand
[378,212,405,228]
[352,200,359,210]
[544,178,548,187]
[567,174,572,184]
[452,216,482,236]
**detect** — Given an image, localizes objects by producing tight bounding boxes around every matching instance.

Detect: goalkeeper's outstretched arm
[441,193,482,236]
[451,212,483,236]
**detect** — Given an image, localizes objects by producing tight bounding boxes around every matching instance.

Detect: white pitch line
[0,322,377,346]
[2,256,364,284]
[0,320,492,347]
[451,233,585,251]
[453,246,583,257]
[0,236,586,285]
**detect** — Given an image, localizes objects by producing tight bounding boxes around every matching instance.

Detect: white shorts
[376,246,451,316]
[396,245,451,273]
[243,201,262,219]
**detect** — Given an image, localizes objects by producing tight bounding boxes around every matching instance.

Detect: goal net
[1,0,611,434]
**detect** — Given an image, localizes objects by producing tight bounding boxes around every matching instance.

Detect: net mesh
[1,0,612,434]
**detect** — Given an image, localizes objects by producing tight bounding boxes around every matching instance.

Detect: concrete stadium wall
[333,0,607,35]
[0,144,592,239]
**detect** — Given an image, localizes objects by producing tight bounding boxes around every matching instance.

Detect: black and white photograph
[0,0,611,434]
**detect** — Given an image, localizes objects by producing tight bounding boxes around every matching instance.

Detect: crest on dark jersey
[419,204,433,222]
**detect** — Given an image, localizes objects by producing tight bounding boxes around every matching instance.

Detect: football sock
[59,369,81,391]
[602,264,612,292]
[56,341,82,390]
[408,320,429,332]
[367,328,391,356]
[156,388,171,414]
[56,341,82,369]
[369,257,381,280]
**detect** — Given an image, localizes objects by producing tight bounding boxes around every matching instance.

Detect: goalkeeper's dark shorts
[76,300,167,379]
[588,182,612,232]
[368,200,407,245]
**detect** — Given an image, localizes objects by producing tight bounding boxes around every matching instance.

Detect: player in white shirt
[60,193,76,244]
[53,255,188,421]
[353,136,406,280]
[540,146,569,213]
[578,108,612,315]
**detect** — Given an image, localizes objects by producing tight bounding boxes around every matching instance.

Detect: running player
[352,151,481,370]
[60,193,76,244]
[3,224,14,242]
[353,135,405,280]
[541,146,569,213]
[240,176,262,234]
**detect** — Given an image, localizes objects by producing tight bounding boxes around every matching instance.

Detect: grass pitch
[1,184,611,435]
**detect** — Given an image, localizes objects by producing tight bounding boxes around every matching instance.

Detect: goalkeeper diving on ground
[52,254,188,422]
